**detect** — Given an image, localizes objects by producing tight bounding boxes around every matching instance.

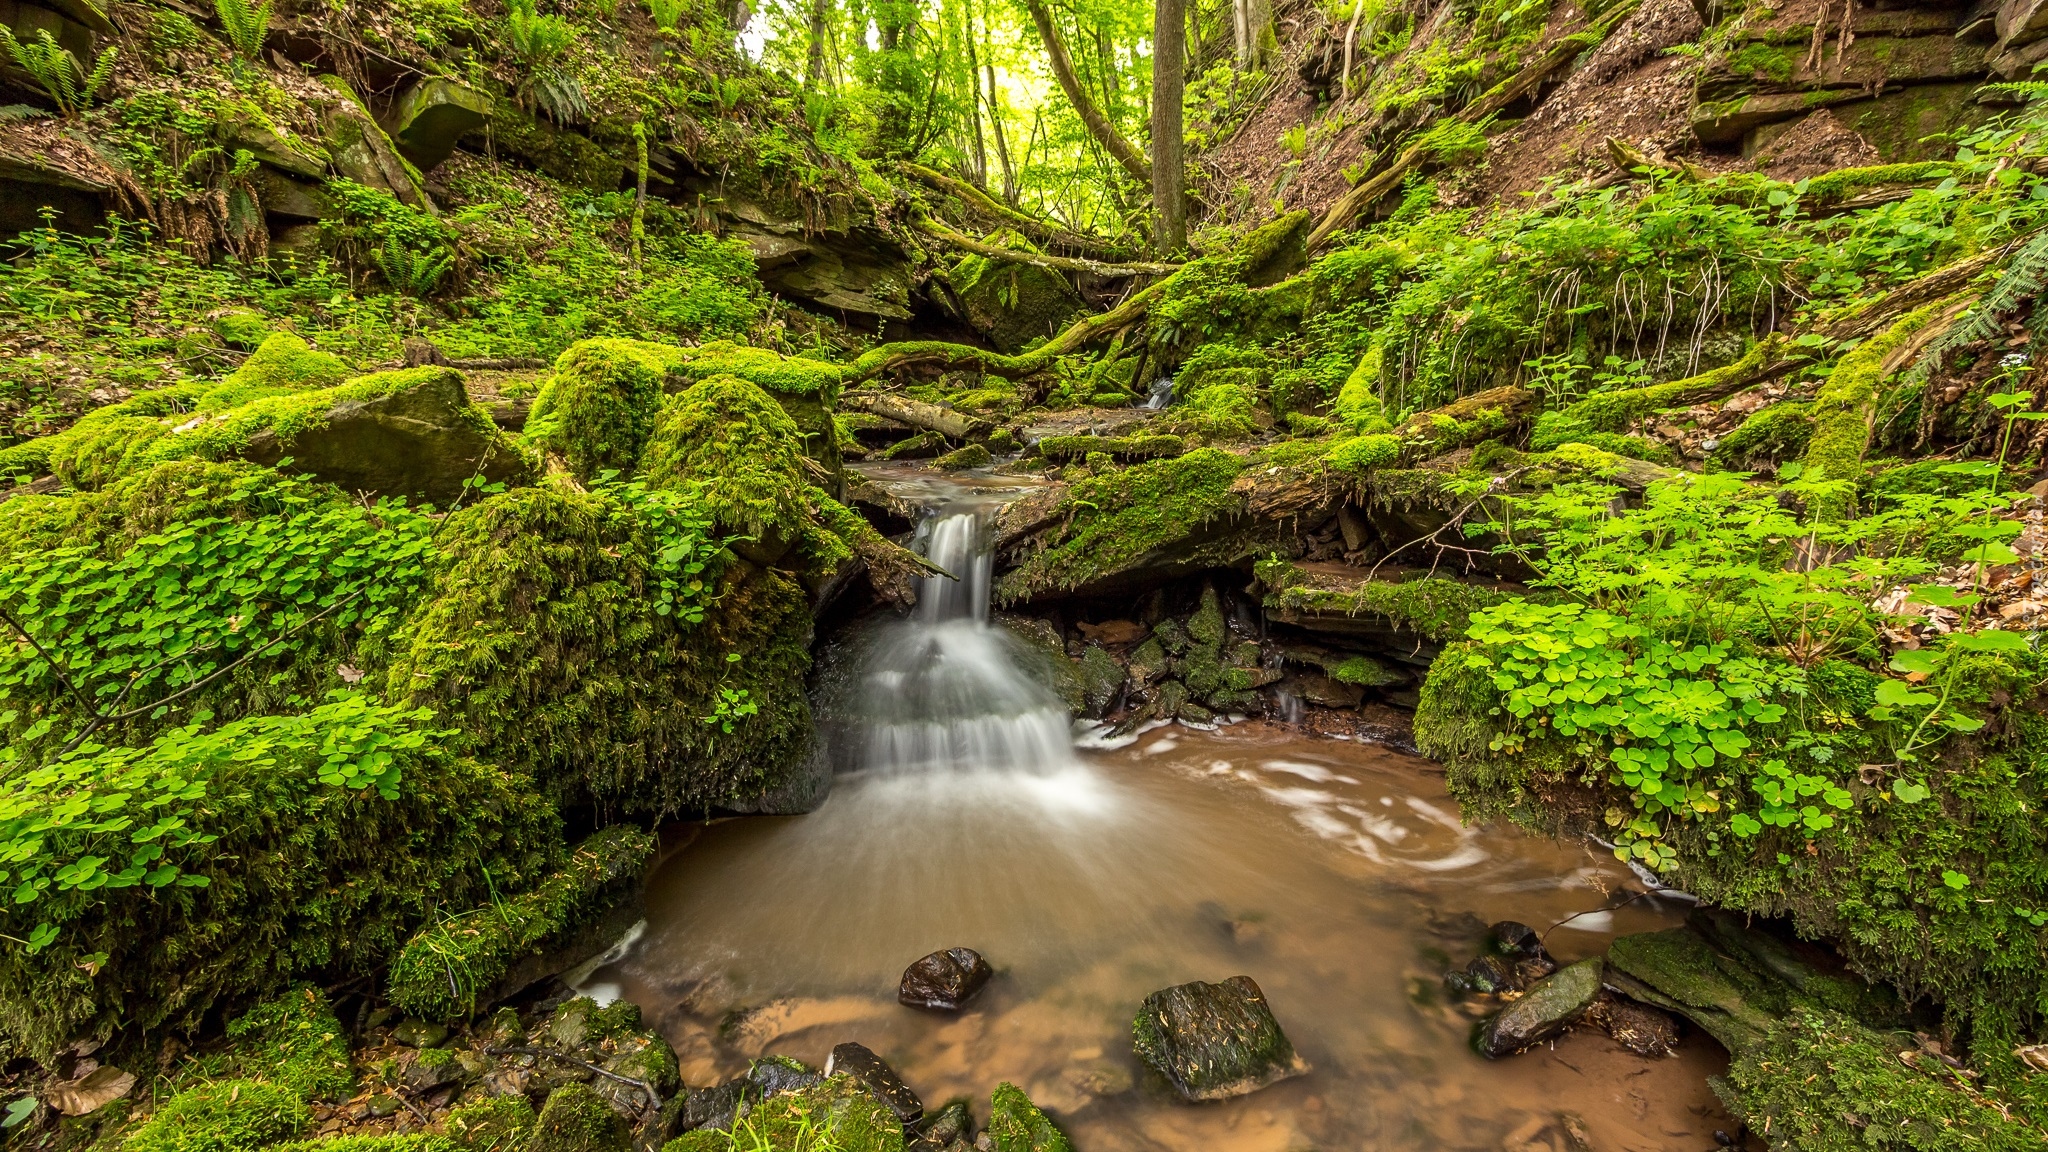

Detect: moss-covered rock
[530,1083,631,1152]
[1256,558,1520,643]
[526,339,693,482]
[935,442,992,470]
[983,1083,1072,1152]
[997,448,1249,602]
[388,827,655,1021]
[951,232,1088,354]
[121,1079,309,1152]
[446,1095,537,1150]
[1132,975,1308,1101]
[383,481,816,818]
[639,375,818,563]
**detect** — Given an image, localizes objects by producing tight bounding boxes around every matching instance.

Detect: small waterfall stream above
[596,467,1736,1151]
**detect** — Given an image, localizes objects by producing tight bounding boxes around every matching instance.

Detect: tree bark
[962,0,988,185]
[805,0,831,90]
[841,391,992,439]
[1152,0,1187,257]
[1022,0,1151,184]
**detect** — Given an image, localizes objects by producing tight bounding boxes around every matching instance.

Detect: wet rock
[952,232,1088,354]
[1489,921,1546,960]
[913,1098,976,1148]
[1449,953,1521,996]
[828,1042,923,1125]
[1477,958,1605,1058]
[1132,975,1309,1101]
[936,443,992,470]
[983,1082,1073,1152]
[1585,994,1680,1057]
[747,1054,823,1098]
[362,1092,401,1119]
[1125,637,1169,685]
[1077,645,1125,718]
[899,948,993,1011]
[392,1019,451,1048]
[402,1047,467,1093]
[679,1081,749,1133]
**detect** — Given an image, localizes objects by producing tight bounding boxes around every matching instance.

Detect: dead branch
[919,216,1179,277]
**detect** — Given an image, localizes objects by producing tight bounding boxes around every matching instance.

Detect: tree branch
[900,161,1135,260]
[1022,0,1152,184]
[919,215,1179,276]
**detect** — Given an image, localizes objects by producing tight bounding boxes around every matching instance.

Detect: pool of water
[594,722,1739,1151]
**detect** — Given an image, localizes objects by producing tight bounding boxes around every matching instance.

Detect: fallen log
[840,392,991,440]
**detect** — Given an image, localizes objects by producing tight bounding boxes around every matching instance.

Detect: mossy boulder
[530,1083,632,1152]
[388,827,655,1021]
[639,375,819,564]
[951,232,1087,354]
[223,989,355,1100]
[383,481,818,818]
[526,339,693,482]
[997,448,1252,602]
[446,1096,537,1150]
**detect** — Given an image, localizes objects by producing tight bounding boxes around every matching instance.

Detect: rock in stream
[899,947,993,1011]
[1132,975,1309,1101]
[1477,958,1605,1058]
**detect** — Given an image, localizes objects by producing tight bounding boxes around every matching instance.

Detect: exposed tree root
[917,217,1180,276]
[849,275,1174,383]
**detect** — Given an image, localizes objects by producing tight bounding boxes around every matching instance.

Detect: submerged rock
[1132,975,1309,1101]
[910,1098,975,1151]
[1586,994,1681,1057]
[899,947,993,1011]
[828,1042,924,1125]
[1477,958,1605,1058]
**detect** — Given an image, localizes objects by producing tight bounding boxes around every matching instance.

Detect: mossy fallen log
[899,161,1134,261]
[839,391,988,440]
[919,216,1178,277]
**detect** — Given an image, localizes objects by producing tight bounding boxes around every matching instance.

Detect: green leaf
[1874,679,1935,707]
[1942,869,1971,890]
[1892,780,1931,804]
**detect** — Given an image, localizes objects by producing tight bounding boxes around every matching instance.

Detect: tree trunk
[1022,0,1151,184]
[962,0,988,185]
[1152,0,1187,256]
[806,0,831,90]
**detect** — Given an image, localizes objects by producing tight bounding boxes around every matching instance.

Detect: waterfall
[853,505,1079,778]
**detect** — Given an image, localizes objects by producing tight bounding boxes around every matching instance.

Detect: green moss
[272,1131,460,1139]
[1533,340,1775,450]
[203,332,351,406]
[529,1083,630,1152]
[677,1074,904,1152]
[122,1080,309,1152]
[1256,559,1518,642]
[1326,433,1401,474]
[1711,400,1815,469]
[223,989,354,1100]
[211,312,275,352]
[446,1095,537,1150]
[1723,1008,2042,1150]
[1035,434,1185,462]
[525,339,693,482]
[383,482,816,818]
[997,449,1246,602]
[273,1140,459,1152]
[388,827,655,1021]
[984,1083,1073,1152]
[1801,302,1949,514]
[639,376,813,549]
[1331,655,1402,687]
[936,443,992,470]
[1167,379,1259,441]
[667,340,845,400]
[1332,343,1391,434]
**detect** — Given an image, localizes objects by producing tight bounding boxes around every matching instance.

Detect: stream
[591,469,1742,1151]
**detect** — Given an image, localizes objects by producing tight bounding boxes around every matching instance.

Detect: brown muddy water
[593,723,1739,1151]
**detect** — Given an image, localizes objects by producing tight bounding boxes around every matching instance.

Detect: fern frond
[1916,231,2048,373]
[83,44,116,102]
[215,0,273,60]
[0,104,54,122]
[647,0,686,29]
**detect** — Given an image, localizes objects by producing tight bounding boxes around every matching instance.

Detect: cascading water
[598,468,1729,1151]
[855,506,1080,777]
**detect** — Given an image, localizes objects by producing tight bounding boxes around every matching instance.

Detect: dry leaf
[45,1066,134,1116]
[2017,1043,2048,1074]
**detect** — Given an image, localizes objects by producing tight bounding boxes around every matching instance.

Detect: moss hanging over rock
[525,339,693,482]
[998,448,1248,602]
[1255,558,1522,642]
[388,826,655,1021]
[984,1083,1073,1152]
[383,480,816,818]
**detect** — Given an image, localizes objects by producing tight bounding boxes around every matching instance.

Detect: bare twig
[483,1046,659,1115]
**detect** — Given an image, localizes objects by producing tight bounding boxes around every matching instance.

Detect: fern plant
[505,0,585,121]
[0,28,115,118]
[374,234,454,297]
[647,0,687,30]
[214,0,273,61]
